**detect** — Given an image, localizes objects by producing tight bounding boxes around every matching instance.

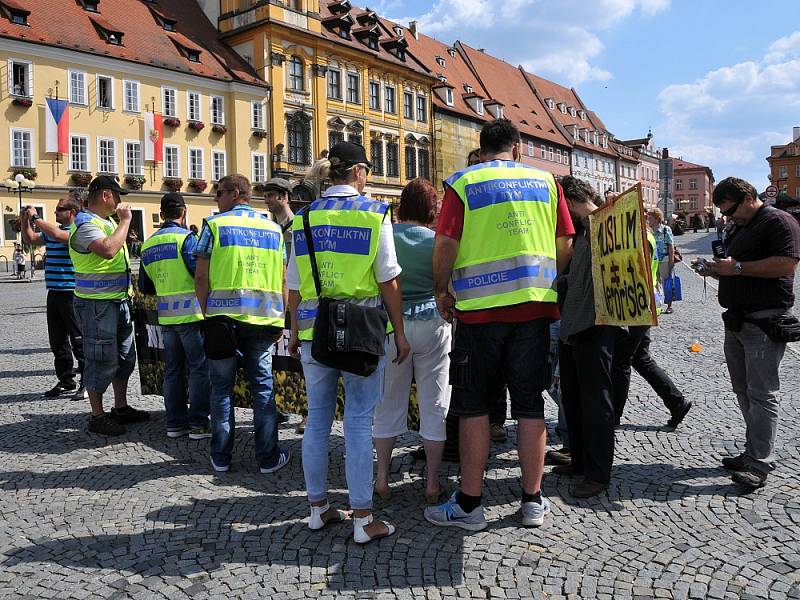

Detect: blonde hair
[649,208,664,222]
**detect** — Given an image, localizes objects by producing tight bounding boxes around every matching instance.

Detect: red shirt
[437,181,575,324]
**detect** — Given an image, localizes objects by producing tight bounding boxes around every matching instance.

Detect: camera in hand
[691,257,712,275]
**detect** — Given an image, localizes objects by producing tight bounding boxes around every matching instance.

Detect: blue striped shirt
[41,226,75,291]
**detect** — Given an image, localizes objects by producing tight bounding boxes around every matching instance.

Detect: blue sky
[375,0,800,190]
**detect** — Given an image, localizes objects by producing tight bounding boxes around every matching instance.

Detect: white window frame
[162,86,178,118]
[8,58,33,98]
[475,98,484,115]
[346,72,360,104]
[187,91,202,122]
[124,139,143,176]
[10,128,34,168]
[210,95,225,125]
[252,101,265,130]
[416,95,427,122]
[96,137,117,174]
[444,88,454,106]
[163,144,180,178]
[369,81,380,110]
[211,150,227,182]
[69,134,90,172]
[528,141,534,156]
[384,85,396,114]
[122,80,140,113]
[188,147,204,180]
[251,153,267,183]
[68,69,88,106]
[96,74,115,110]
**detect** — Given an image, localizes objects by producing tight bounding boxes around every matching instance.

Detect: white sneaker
[521,496,551,527]
[210,456,229,472]
[167,427,191,438]
[353,514,395,544]
[260,450,291,474]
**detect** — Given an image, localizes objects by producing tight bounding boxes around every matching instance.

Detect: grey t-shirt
[71,210,114,253]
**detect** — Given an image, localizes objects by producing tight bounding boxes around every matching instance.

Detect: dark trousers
[559,326,620,484]
[612,326,686,420]
[47,290,85,384]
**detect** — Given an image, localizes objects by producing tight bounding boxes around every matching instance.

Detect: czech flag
[45,98,69,154]
[144,112,164,162]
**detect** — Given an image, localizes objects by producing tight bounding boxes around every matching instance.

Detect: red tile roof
[318,2,432,78]
[0,0,266,87]
[455,42,570,148]
[671,157,710,171]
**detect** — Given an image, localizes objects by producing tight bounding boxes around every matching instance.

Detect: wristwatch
[734,261,743,276]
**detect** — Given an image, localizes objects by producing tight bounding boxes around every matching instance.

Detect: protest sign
[588,184,657,327]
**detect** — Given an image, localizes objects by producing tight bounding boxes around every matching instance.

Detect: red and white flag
[144,112,163,162]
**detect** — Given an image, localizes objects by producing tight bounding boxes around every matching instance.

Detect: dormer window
[1,0,29,25]
[339,25,350,38]
[438,75,447,83]
[445,88,454,106]
[187,49,200,62]
[436,56,445,67]
[464,84,472,93]
[559,103,567,114]
[90,16,124,46]
[171,38,203,63]
[545,98,555,110]
[447,48,456,58]
[594,131,599,145]
[580,110,586,120]
[396,49,405,60]
[573,125,579,139]
[475,98,483,115]
[367,36,378,50]
[569,107,577,117]
[393,25,403,36]
[82,0,100,12]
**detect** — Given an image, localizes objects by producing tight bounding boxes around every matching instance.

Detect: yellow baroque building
[217,0,435,205]
[0,0,268,263]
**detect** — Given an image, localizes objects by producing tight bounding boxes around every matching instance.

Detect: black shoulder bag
[302,210,388,377]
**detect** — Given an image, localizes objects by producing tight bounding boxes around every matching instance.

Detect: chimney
[662,148,669,159]
[478,48,485,53]
[408,20,418,39]
[794,126,800,142]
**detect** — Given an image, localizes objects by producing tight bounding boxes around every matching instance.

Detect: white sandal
[308,502,347,531]
[353,513,396,544]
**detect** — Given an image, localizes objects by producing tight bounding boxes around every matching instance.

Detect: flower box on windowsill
[252,129,268,139]
[12,167,37,180]
[12,97,33,108]
[211,124,227,134]
[189,179,207,193]
[71,172,92,187]
[163,177,183,192]
[163,117,181,127]
[124,175,146,190]
[252,183,266,194]
[188,121,205,131]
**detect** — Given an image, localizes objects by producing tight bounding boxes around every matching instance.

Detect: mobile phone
[711,239,726,259]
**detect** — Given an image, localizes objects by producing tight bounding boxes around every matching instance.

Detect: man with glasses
[705,177,800,489]
[69,176,149,435]
[194,174,291,474]
[20,191,86,401]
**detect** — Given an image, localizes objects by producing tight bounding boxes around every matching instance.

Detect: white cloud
[390,0,669,85]
[657,33,800,190]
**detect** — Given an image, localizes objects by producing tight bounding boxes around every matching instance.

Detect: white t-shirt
[286,185,401,291]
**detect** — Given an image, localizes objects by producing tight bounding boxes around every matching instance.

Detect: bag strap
[302,209,323,299]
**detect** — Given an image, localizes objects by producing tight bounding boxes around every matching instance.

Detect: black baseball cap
[87,175,128,195]
[329,141,372,169]
[160,192,185,211]
[261,177,292,194]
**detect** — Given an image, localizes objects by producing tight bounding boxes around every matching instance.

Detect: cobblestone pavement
[1,231,799,599]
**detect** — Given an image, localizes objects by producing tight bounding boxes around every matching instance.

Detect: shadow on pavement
[0,347,50,356]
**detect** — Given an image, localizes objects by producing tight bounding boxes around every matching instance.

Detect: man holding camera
[705,177,800,489]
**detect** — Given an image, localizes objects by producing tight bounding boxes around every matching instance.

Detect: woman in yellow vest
[287,142,410,544]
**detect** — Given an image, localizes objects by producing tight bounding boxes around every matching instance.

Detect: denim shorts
[73,298,136,394]
[449,319,550,419]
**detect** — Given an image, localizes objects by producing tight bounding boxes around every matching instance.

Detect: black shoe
[666,401,692,429]
[44,381,77,398]
[110,405,150,424]
[552,463,582,476]
[545,448,571,466]
[277,412,289,424]
[573,478,609,498]
[88,413,126,436]
[732,468,767,489]
[722,453,749,472]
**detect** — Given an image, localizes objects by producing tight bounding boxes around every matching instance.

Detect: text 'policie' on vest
[445,160,560,311]
[68,211,132,300]
[292,195,390,341]
[140,227,204,325]
[205,208,285,327]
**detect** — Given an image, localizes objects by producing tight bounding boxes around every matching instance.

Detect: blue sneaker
[260,450,291,474]
[423,492,487,531]
[521,496,551,527]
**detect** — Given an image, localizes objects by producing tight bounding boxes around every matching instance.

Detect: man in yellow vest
[194,174,290,473]
[426,120,574,530]
[139,193,210,440]
[69,176,149,436]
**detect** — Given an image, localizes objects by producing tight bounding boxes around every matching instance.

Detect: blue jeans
[162,322,210,431]
[73,298,136,394]
[301,344,385,510]
[208,323,279,469]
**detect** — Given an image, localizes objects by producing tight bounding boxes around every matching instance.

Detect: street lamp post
[5,173,35,276]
